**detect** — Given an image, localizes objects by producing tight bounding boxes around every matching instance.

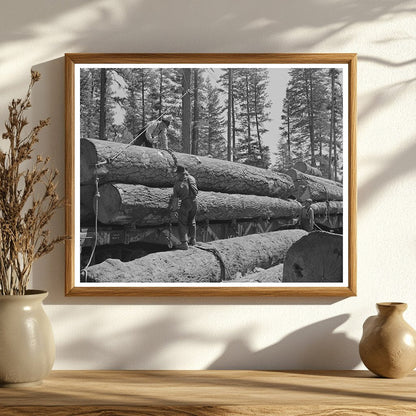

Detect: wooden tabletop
[1,370,415,415]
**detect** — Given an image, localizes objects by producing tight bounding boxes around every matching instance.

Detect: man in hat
[169,165,198,250]
[132,115,172,149]
[299,198,315,232]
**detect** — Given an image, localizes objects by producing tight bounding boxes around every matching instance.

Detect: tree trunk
[207,118,212,156]
[286,94,291,167]
[332,70,338,182]
[141,70,146,128]
[245,72,252,154]
[227,69,232,161]
[159,69,163,118]
[96,183,301,226]
[231,77,236,160]
[328,69,335,180]
[85,229,307,283]
[293,161,322,177]
[81,138,294,198]
[192,69,199,155]
[99,68,107,141]
[87,72,94,137]
[182,69,192,153]
[303,70,315,166]
[283,231,343,282]
[253,70,263,161]
[287,168,343,202]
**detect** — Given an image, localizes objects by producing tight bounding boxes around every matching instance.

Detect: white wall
[1,0,415,370]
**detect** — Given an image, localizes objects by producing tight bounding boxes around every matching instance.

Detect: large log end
[80,138,98,185]
[283,231,343,282]
[294,161,323,177]
[96,183,122,224]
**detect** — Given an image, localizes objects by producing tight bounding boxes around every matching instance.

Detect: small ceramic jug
[359,302,416,378]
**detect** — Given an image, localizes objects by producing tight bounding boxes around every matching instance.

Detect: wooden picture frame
[65,53,356,297]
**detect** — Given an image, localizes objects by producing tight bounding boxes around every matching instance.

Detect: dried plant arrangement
[0,71,65,295]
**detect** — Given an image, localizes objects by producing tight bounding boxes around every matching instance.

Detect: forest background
[80,66,344,181]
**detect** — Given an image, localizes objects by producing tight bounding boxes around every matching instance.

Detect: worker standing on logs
[169,165,198,250]
[299,198,315,232]
[132,115,172,149]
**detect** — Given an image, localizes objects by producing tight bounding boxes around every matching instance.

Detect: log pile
[80,140,344,284]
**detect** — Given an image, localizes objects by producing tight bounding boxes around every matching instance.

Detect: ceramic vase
[0,290,55,387]
[359,302,416,378]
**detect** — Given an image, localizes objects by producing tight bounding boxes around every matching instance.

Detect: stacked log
[85,230,307,283]
[287,169,343,202]
[95,183,301,226]
[293,161,322,177]
[81,138,294,198]
[310,201,343,230]
[311,201,343,216]
[81,184,302,226]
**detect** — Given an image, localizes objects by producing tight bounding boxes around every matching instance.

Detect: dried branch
[0,71,65,295]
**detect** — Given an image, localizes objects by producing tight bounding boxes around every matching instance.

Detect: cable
[194,243,232,282]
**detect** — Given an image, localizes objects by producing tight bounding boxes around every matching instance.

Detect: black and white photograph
[65,54,356,296]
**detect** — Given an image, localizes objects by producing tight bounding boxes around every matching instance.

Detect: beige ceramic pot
[359,302,416,378]
[0,290,55,387]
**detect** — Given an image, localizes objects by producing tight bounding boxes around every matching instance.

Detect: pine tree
[192,68,205,155]
[80,68,116,142]
[163,69,183,152]
[218,69,236,161]
[327,68,343,180]
[181,69,192,153]
[277,67,344,178]
[99,68,107,141]
[121,69,142,139]
[80,68,100,139]
[252,69,272,168]
[199,78,226,159]
[232,68,271,168]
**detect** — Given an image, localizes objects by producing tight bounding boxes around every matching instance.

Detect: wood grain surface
[1,370,415,415]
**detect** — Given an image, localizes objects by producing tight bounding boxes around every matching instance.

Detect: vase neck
[377,302,407,316]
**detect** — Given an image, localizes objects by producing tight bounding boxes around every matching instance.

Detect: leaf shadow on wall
[52,308,359,370]
[0,0,414,98]
[207,314,360,370]
[1,0,412,51]
[53,309,220,369]
[356,55,416,210]
[358,139,416,209]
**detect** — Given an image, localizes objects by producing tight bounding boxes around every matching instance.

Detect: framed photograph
[65,53,356,296]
